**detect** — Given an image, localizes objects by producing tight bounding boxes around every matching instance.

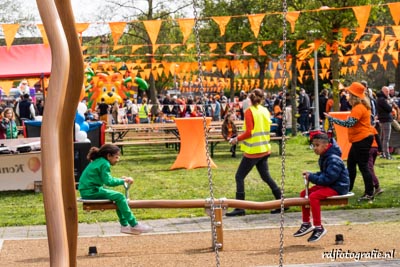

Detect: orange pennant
[212,16,231,36]
[388,2,400,25]
[37,24,49,45]
[296,40,305,50]
[209,43,218,51]
[143,20,162,45]
[2,24,19,49]
[109,22,126,45]
[376,26,385,41]
[131,45,143,54]
[242,42,253,50]
[392,26,400,40]
[248,14,265,38]
[178,18,195,44]
[226,42,236,53]
[258,46,267,56]
[352,5,371,40]
[286,11,300,33]
[75,23,90,34]
[340,28,352,42]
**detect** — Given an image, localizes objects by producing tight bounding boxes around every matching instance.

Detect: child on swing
[78,144,152,235]
[293,132,349,242]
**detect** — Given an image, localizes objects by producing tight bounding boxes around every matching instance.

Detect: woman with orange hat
[324,82,374,203]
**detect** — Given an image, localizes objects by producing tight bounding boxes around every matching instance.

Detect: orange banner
[212,16,231,36]
[388,2,400,25]
[248,14,265,38]
[2,24,19,49]
[286,11,300,33]
[352,5,371,40]
[177,19,195,44]
[109,22,127,45]
[37,24,49,45]
[143,20,162,45]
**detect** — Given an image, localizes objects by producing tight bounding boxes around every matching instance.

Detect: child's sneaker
[307,226,327,242]
[293,223,314,237]
[121,223,153,235]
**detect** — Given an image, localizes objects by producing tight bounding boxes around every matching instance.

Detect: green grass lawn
[0,135,399,227]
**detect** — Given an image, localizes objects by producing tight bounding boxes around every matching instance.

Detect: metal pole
[314,48,320,130]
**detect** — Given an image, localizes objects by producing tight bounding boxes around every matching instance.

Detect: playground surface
[0,208,399,266]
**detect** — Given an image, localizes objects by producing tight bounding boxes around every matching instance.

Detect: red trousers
[300,185,338,226]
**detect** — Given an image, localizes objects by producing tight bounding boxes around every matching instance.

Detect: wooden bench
[106,120,285,157]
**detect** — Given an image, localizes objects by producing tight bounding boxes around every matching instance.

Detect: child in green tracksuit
[78,144,152,235]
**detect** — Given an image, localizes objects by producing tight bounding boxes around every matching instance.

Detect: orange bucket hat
[347,82,365,99]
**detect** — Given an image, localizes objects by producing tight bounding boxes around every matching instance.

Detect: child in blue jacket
[293,133,349,242]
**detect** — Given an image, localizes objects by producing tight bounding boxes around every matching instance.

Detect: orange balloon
[28,157,41,173]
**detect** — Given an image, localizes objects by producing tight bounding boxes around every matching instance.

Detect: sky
[21,0,120,36]
[24,0,109,22]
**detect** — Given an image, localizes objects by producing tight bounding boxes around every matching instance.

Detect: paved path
[0,208,399,267]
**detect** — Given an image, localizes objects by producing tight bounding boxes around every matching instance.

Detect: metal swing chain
[278,0,289,266]
[192,0,221,266]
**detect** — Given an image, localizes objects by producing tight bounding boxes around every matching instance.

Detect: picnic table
[106,119,285,157]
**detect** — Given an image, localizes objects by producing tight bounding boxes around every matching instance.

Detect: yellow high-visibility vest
[241,105,271,154]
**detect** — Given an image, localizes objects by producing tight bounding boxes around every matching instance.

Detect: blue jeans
[379,121,392,157]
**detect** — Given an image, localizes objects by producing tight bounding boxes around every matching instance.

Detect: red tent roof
[0,44,52,79]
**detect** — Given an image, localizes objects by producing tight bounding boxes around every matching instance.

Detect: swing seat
[77,198,113,204]
[319,192,354,206]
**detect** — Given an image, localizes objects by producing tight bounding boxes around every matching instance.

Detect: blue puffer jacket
[308,139,350,195]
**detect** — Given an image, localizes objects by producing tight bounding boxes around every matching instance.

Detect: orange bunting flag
[242,42,253,50]
[37,24,49,45]
[363,53,373,64]
[286,11,300,33]
[376,26,385,41]
[392,26,400,40]
[296,40,305,50]
[178,18,195,44]
[248,14,265,38]
[388,2,400,25]
[340,28,352,42]
[209,43,218,51]
[258,46,267,56]
[143,20,162,45]
[212,16,231,36]
[131,45,143,54]
[226,42,236,53]
[352,5,371,40]
[75,23,90,34]
[109,22,127,45]
[2,24,19,49]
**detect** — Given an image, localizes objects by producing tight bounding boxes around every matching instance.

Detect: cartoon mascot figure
[86,72,131,109]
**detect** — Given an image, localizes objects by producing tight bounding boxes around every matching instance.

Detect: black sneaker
[293,223,314,237]
[225,208,245,217]
[357,194,374,203]
[307,226,327,242]
[270,207,289,214]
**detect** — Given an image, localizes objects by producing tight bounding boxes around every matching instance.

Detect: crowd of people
[0,80,45,139]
